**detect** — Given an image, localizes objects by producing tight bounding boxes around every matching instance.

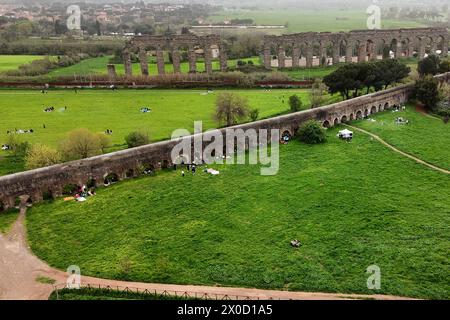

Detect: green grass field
[0,88,330,176]
[354,106,450,171]
[206,9,428,34]
[26,116,450,299]
[0,55,49,73]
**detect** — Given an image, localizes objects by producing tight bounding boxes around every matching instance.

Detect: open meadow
[206,9,428,34]
[25,117,450,299]
[0,55,50,73]
[0,88,332,175]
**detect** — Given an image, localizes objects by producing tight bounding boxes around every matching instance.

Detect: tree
[298,120,327,144]
[249,108,259,122]
[59,128,111,160]
[215,93,249,127]
[288,95,302,112]
[125,131,150,148]
[25,144,61,170]
[309,79,328,108]
[413,76,440,110]
[418,54,441,77]
[324,60,410,99]
[439,58,450,73]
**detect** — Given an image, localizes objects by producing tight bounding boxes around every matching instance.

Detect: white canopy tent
[337,129,353,139]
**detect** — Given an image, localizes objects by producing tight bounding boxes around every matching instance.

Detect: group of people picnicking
[6,128,34,135]
[71,185,97,202]
[178,162,220,177]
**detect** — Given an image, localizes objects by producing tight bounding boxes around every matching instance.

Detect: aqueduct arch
[264,28,448,69]
[121,34,227,76]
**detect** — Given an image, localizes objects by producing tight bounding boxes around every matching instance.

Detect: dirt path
[1,207,415,300]
[345,125,450,175]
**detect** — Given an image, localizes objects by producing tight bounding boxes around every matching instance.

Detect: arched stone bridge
[264,27,449,68]
[1,72,449,211]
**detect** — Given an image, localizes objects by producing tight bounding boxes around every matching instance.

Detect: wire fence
[52,283,281,301]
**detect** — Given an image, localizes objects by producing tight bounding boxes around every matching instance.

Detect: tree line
[323,59,411,100]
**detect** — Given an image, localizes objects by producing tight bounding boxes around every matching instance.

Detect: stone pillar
[277,45,286,69]
[357,43,366,62]
[306,44,314,68]
[292,44,300,68]
[219,44,228,72]
[319,42,326,66]
[4,196,15,210]
[368,42,377,60]
[263,44,272,69]
[156,48,165,75]
[139,48,149,76]
[123,49,132,77]
[204,45,213,74]
[442,37,449,57]
[332,42,340,65]
[345,45,353,63]
[107,64,117,80]
[395,42,403,59]
[407,41,415,58]
[171,48,181,74]
[429,42,437,56]
[188,46,197,73]
[418,39,426,59]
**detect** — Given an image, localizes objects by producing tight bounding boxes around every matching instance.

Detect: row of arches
[123,43,228,76]
[322,102,392,128]
[265,33,448,69]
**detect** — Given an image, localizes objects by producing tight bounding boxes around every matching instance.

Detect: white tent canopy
[337,129,353,138]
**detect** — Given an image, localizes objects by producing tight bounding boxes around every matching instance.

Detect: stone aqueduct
[1,72,449,210]
[113,28,449,77]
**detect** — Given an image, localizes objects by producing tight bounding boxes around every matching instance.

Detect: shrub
[298,120,327,144]
[125,131,150,148]
[63,184,78,195]
[289,95,302,112]
[25,144,61,170]
[59,128,111,161]
[249,108,259,122]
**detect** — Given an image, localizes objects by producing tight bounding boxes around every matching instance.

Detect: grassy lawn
[48,56,262,77]
[0,88,313,147]
[0,209,19,234]
[206,9,428,34]
[0,88,321,175]
[26,126,450,299]
[0,55,49,73]
[354,105,450,170]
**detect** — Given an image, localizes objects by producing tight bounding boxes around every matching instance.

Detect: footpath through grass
[27,127,450,299]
